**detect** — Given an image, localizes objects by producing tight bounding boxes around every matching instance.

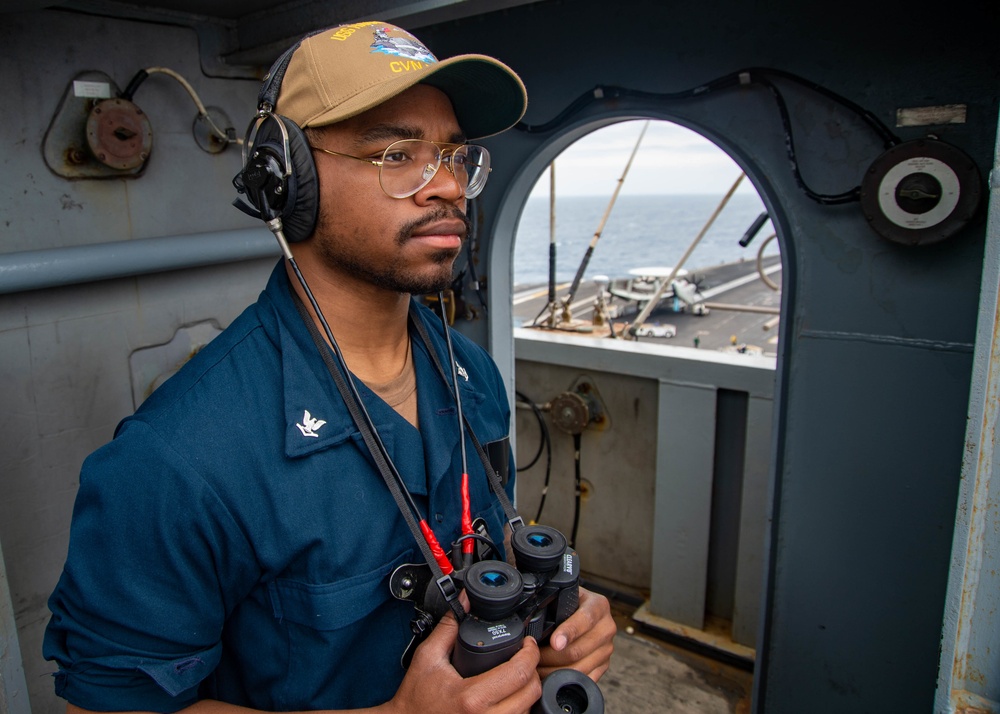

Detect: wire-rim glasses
[310,139,492,199]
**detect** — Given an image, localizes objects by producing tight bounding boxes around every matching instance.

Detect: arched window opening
[509,119,784,706]
[513,119,781,355]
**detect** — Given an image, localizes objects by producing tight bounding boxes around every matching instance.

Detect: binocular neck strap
[292,291,465,621]
[408,305,524,532]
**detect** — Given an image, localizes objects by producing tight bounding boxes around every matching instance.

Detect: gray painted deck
[600,601,752,713]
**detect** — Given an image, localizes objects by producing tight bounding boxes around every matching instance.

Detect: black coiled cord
[516,390,553,524]
[516,67,901,206]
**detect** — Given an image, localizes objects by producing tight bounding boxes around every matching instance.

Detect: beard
[314,207,472,295]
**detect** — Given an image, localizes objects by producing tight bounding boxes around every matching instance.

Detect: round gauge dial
[860,138,981,245]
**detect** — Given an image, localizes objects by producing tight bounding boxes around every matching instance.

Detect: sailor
[43,20,616,714]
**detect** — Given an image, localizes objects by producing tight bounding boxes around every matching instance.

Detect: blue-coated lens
[527,533,553,548]
[479,571,509,588]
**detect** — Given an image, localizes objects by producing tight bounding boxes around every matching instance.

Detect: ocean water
[512,193,776,287]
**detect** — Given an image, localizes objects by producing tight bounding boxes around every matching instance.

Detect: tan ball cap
[275,21,527,140]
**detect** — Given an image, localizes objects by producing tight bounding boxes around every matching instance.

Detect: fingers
[550,587,613,651]
[538,623,615,680]
[538,644,613,682]
[423,610,460,652]
[405,610,461,681]
[538,588,616,681]
[415,590,469,660]
[460,637,542,714]
[401,619,542,714]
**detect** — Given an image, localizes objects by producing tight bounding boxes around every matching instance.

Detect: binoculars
[452,524,579,676]
[390,523,604,713]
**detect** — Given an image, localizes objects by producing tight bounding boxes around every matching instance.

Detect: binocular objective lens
[513,525,567,573]
[465,561,524,620]
[527,533,553,548]
[480,571,509,588]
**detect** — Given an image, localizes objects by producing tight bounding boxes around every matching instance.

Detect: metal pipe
[0,228,278,295]
[703,302,781,314]
[547,162,558,327]
[548,161,557,305]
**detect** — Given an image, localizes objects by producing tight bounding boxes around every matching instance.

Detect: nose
[415,151,464,203]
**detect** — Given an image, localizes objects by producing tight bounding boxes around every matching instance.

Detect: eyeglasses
[310,139,492,199]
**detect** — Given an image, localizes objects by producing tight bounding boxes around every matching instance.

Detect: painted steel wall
[418,2,1000,712]
[0,10,273,712]
[514,330,777,652]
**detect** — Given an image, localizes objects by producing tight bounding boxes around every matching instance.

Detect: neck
[284,256,413,385]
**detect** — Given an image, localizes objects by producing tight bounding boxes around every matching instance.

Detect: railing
[513,327,776,652]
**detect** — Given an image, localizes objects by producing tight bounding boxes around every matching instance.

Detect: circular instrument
[860,138,981,245]
[86,97,153,170]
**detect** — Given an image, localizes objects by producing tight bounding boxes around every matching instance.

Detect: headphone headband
[258,40,304,112]
[232,37,319,244]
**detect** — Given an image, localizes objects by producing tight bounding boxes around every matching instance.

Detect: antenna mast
[560,120,650,323]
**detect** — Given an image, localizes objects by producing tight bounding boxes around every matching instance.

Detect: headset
[232,39,319,245]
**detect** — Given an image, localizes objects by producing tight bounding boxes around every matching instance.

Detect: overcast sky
[527,119,756,198]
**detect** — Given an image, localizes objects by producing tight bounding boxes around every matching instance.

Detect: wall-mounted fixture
[549,375,611,434]
[42,68,237,180]
[43,71,150,179]
[860,137,983,245]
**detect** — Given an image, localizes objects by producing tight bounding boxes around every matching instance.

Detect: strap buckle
[436,574,466,622]
[436,574,459,602]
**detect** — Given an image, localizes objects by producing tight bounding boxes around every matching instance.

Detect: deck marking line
[512,282,572,305]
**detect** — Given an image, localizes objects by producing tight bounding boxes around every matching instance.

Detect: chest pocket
[268,550,413,631]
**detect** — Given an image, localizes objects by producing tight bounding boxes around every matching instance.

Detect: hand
[538,587,616,681]
[389,609,542,714]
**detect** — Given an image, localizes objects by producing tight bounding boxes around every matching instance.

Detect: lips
[408,218,467,250]
[410,219,467,240]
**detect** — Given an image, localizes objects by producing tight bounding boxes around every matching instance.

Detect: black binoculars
[390,523,604,713]
[452,524,579,676]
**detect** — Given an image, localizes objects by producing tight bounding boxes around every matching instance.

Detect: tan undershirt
[363,340,419,428]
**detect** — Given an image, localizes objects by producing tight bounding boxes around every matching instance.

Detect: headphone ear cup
[238,115,318,243]
[277,116,319,243]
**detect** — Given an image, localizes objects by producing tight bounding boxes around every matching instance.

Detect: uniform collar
[256,262,359,459]
[256,262,486,470]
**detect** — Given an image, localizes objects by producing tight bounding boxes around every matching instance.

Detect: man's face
[307,84,472,295]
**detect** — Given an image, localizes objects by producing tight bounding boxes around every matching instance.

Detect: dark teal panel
[769,334,971,711]
[421,1,998,711]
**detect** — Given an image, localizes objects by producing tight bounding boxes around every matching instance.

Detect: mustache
[399,208,472,241]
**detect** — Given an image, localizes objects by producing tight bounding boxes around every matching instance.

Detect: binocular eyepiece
[531,668,605,714]
[512,524,568,571]
[461,525,569,620]
[463,561,523,620]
